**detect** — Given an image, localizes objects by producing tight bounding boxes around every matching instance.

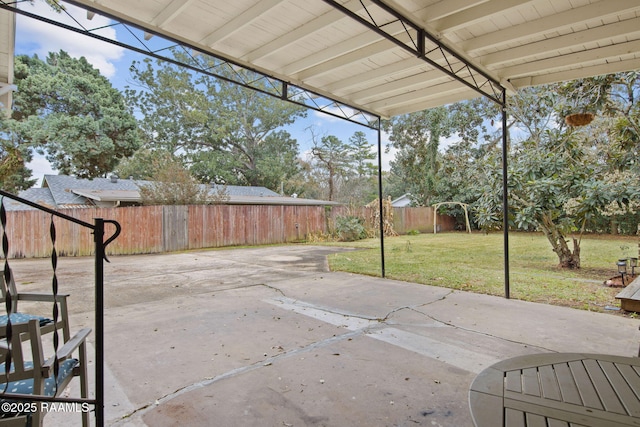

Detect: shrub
[335,215,367,242]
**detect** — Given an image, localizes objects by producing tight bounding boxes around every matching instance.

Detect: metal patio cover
[45,0,640,118]
[1,0,640,118]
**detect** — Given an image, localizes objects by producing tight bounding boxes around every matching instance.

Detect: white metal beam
[509,57,640,89]
[368,79,466,112]
[325,58,425,95]
[151,0,196,28]
[281,22,405,76]
[243,0,363,63]
[386,88,481,117]
[502,39,640,80]
[480,16,640,68]
[431,0,533,32]
[349,69,451,104]
[293,22,411,80]
[200,0,286,48]
[418,0,490,21]
[461,0,640,53]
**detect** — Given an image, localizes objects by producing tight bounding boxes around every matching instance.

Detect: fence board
[163,205,189,252]
[1,204,454,258]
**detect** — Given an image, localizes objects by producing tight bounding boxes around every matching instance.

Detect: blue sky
[14,1,392,186]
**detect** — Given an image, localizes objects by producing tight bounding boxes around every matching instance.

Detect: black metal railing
[0,189,120,426]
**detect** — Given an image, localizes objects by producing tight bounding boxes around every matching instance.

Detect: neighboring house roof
[71,189,141,203]
[9,175,338,210]
[391,194,412,207]
[2,188,57,211]
[43,174,141,208]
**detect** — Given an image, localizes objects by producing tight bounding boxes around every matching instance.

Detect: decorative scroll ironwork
[49,215,61,395]
[1,198,13,393]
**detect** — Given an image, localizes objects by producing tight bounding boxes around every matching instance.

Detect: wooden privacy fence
[1,204,455,258]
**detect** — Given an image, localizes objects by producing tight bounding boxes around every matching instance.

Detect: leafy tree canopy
[125,52,306,192]
[10,51,141,178]
[308,133,353,202]
[384,72,640,268]
[0,111,36,192]
[303,130,378,204]
[383,98,497,207]
[138,154,211,205]
[476,74,640,268]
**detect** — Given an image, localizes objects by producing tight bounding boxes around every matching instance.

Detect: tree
[560,72,640,235]
[10,51,141,178]
[0,114,36,192]
[309,134,352,201]
[383,107,450,206]
[433,98,500,226]
[473,85,590,267]
[382,73,638,268]
[189,130,301,193]
[349,131,377,178]
[138,154,211,205]
[125,53,306,190]
[474,77,640,268]
[114,148,170,180]
[340,131,378,204]
[302,129,379,204]
[436,139,486,228]
[383,98,496,209]
[511,139,593,269]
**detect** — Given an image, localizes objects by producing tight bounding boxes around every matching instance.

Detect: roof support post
[501,89,510,299]
[377,120,385,278]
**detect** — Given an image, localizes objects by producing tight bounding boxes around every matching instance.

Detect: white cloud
[313,108,345,123]
[27,153,56,186]
[16,1,124,78]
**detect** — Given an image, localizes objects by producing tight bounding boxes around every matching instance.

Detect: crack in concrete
[266,286,555,354]
[395,295,557,354]
[112,324,365,425]
[377,289,455,322]
[114,283,554,424]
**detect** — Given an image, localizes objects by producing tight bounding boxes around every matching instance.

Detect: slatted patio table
[469,353,640,427]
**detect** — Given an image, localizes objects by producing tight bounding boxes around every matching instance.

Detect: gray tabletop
[469,353,640,427]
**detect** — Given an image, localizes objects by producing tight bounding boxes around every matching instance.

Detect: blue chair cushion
[0,358,78,396]
[0,313,53,327]
[0,358,78,418]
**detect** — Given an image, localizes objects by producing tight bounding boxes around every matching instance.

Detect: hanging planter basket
[565,112,595,126]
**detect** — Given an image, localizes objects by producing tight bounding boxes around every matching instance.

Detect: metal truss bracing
[322,0,505,107]
[5,0,640,119]
[0,0,381,129]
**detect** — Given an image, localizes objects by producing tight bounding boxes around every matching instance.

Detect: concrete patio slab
[4,245,638,426]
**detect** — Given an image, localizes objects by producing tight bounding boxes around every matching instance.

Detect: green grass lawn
[323,231,639,315]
